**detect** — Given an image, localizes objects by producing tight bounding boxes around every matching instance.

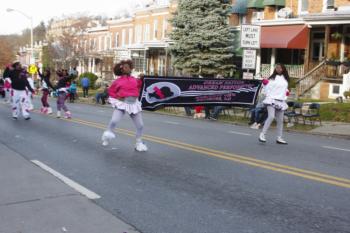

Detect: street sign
[240,24,261,49]
[28,65,37,75]
[243,72,254,80]
[242,49,257,70]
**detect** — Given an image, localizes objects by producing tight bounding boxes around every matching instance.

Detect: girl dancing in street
[38,67,54,114]
[9,62,35,120]
[101,60,147,152]
[259,63,290,145]
[55,70,71,118]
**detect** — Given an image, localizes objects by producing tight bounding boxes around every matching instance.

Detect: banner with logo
[140,76,262,111]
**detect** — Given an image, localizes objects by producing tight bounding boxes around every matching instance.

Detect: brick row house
[230,0,350,99]
[72,0,176,81]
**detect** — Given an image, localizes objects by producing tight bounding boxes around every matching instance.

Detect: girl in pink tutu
[101,60,147,152]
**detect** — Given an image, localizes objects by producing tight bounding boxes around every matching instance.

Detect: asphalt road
[1,99,350,233]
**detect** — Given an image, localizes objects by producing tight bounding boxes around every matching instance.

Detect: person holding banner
[101,60,148,152]
[259,63,289,145]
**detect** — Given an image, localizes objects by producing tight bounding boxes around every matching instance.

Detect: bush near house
[78,72,98,89]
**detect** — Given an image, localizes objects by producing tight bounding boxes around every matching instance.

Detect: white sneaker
[259,133,266,143]
[101,131,116,146]
[250,122,257,129]
[135,141,148,152]
[287,122,294,128]
[276,137,288,145]
[56,111,61,118]
[47,107,53,114]
[64,111,72,119]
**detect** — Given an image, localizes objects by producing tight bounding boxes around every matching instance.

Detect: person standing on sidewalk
[38,67,54,114]
[259,63,290,144]
[55,70,71,119]
[101,60,147,152]
[9,62,35,120]
[81,76,90,98]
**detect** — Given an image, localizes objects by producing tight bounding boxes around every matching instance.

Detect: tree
[0,37,15,68]
[169,0,236,77]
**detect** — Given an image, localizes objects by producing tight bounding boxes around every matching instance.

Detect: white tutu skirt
[108,97,142,114]
[263,97,288,111]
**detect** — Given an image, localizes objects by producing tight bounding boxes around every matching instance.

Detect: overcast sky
[0,0,149,35]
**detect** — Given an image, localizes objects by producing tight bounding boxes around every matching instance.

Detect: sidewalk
[0,142,140,233]
[310,121,350,139]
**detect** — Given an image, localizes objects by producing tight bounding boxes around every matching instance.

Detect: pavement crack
[0,193,80,208]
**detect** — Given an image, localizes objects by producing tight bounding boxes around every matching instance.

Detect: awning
[231,0,248,14]
[263,0,285,6]
[247,0,264,9]
[261,25,309,49]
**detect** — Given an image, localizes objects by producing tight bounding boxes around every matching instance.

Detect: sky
[0,0,149,35]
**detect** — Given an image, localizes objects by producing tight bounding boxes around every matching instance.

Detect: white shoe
[47,107,53,114]
[101,131,116,146]
[287,122,294,128]
[64,111,72,119]
[56,111,61,118]
[259,133,266,143]
[276,137,288,145]
[135,141,148,152]
[250,122,258,129]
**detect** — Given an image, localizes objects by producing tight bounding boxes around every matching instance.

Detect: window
[298,0,309,14]
[98,37,102,51]
[122,29,126,47]
[162,19,168,39]
[135,25,142,43]
[115,33,119,48]
[153,20,158,40]
[332,85,340,94]
[144,24,150,41]
[312,32,325,61]
[128,28,133,45]
[323,0,334,11]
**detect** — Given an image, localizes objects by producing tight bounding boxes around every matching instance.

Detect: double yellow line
[34,109,350,189]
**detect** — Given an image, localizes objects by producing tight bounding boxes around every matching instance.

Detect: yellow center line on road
[29,108,350,189]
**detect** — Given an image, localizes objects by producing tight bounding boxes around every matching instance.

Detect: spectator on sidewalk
[69,81,77,103]
[81,76,90,98]
[95,84,109,105]
[209,106,225,121]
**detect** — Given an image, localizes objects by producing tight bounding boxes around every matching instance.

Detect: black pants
[83,87,89,97]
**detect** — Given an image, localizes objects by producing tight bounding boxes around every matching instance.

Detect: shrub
[78,72,99,89]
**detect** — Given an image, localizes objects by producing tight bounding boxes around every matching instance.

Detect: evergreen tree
[169,0,235,77]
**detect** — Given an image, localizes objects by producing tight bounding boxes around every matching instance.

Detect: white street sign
[242,49,257,70]
[240,25,261,49]
[243,72,254,80]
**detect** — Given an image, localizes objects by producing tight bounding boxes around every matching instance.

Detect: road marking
[164,121,180,125]
[28,108,350,189]
[323,146,350,152]
[228,131,251,136]
[31,160,101,199]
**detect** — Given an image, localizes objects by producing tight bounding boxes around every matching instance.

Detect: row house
[230,0,350,99]
[75,0,175,80]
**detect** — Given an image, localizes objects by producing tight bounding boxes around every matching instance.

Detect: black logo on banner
[140,76,262,111]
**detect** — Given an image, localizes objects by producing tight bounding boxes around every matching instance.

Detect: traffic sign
[240,24,261,49]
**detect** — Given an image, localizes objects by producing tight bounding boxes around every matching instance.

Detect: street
[1,100,350,233]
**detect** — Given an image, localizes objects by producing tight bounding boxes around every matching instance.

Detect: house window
[323,0,334,11]
[153,20,158,40]
[311,32,325,61]
[332,85,340,94]
[135,25,142,43]
[298,0,309,14]
[162,19,168,38]
[115,33,119,48]
[128,28,133,45]
[144,24,150,41]
[122,29,126,47]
